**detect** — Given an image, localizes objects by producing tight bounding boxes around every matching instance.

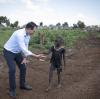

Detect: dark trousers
[3,48,26,92]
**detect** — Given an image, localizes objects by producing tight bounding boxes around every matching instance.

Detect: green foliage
[77,20,85,29]
[30,29,89,49]
[0,28,89,53]
[0,16,10,26]
[0,28,14,52]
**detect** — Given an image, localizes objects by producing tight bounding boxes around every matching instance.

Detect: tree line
[0,16,85,29]
[39,21,85,29]
[0,16,19,28]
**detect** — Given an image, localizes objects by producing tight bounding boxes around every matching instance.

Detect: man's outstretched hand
[22,54,47,64]
[38,54,47,62]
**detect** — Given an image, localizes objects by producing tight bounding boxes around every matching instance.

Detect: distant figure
[38,32,45,46]
[45,36,66,92]
[3,22,44,98]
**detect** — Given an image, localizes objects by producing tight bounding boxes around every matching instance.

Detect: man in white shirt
[3,22,42,98]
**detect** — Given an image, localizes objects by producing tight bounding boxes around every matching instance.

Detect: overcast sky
[0,0,100,26]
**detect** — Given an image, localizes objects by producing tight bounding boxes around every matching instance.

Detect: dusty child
[44,37,66,92]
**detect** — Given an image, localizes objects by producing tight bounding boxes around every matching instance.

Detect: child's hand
[34,54,46,59]
[39,59,45,62]
[39,54,47,61]
[40,54,47,58]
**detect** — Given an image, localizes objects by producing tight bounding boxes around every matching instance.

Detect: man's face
[26,27,36,35]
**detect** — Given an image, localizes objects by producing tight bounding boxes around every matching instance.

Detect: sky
[0,0,100,26]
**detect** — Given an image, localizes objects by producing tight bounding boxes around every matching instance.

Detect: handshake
[35,54,46,61]
[21,54,46,64]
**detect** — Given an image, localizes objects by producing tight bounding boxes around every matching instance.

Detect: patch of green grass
[0,28,89,53]
[0,28,14,53]
[30,29,89,49]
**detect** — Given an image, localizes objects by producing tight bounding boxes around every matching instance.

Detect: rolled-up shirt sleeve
[16,34,33,57]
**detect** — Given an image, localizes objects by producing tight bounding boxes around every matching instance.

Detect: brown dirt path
[0,36,100,99]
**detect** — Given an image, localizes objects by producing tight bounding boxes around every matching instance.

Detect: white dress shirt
[4,28,33,56]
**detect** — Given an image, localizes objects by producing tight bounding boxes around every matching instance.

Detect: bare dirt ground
[0,36,100,99]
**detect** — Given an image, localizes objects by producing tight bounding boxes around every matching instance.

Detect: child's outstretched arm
[41,47,52,61]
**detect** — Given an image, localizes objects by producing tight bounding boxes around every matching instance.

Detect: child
[45,37,66,92]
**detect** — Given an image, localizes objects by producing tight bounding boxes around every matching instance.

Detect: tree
[10,23,15,28]
[62,22,68,29]
[73,24,78,29]
[6,19,10,27]
[49,24,54,29]
[0,16,7,24]
[39,22,43,27]
[13,21,19,27]
[56,22,61,29]
[0,16,11,27]
[10,21,19,28]
[77,20,85,29]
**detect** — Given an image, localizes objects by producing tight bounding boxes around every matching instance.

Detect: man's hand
[21,58,29,65]
[35,54,46,59]
[37,54,47,62]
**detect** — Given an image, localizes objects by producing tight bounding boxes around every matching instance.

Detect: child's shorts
[49,64,62,72]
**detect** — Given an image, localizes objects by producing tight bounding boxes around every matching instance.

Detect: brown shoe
[20,84,32,90]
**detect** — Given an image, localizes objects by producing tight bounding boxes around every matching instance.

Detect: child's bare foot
[45,86,51,92]
[57,84,62,88]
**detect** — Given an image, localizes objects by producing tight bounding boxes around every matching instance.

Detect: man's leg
[3,49,16,97]
[15,53,32,90]
[15,53,26,87]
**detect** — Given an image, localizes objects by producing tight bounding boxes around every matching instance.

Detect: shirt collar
[26,32,29,36]
[24,28,29,37]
